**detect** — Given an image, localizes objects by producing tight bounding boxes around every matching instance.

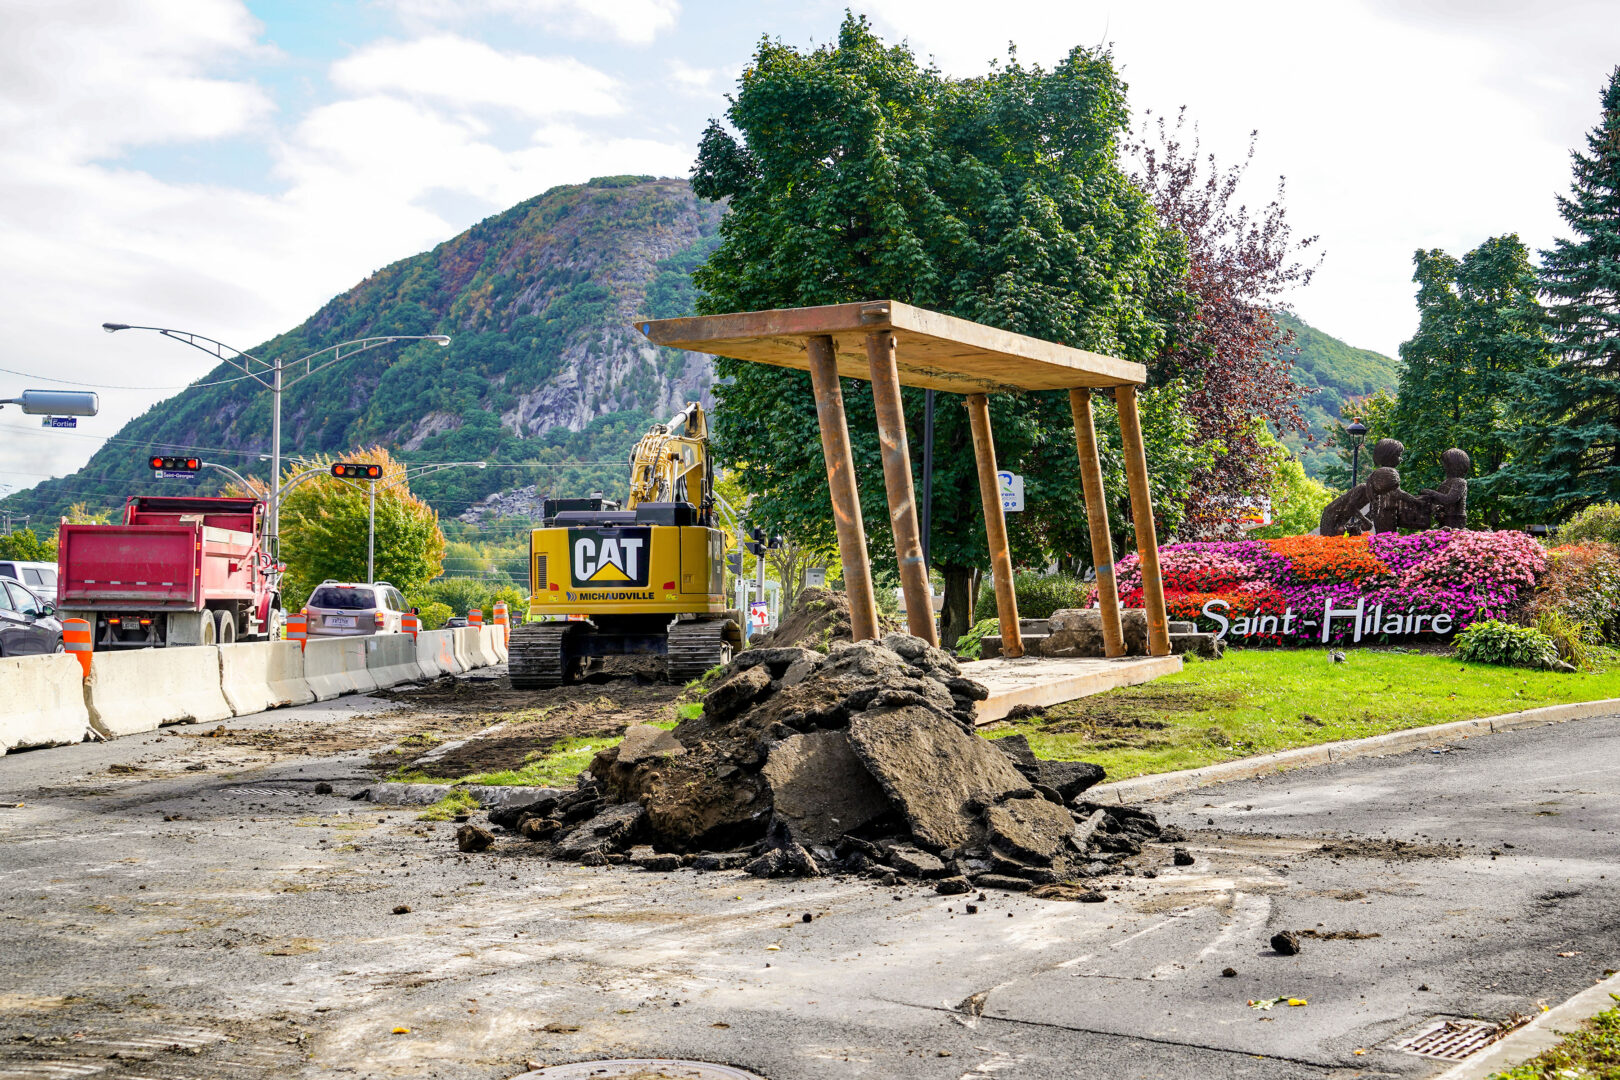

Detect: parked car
[0,560,57,604]
[441,615,470,629]
[304,581,413,637]
[0,577,63,655]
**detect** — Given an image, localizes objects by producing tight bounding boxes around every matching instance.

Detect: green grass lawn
[994,647,1620,783]
[1488,999,1620,1079]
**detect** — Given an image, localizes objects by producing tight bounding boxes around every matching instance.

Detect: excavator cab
[509,403,742,688]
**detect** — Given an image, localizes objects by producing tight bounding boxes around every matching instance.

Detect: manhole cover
[512,1061,765,1079]
[1395,1018,1510,1060]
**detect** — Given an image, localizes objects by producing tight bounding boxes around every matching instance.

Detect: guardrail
[0,624,505,756]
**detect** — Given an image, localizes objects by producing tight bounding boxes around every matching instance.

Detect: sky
[1,0,1616,499]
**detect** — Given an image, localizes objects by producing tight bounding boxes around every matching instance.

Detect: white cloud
[331,34,624,118]
[666,59,722,96]
[380,0,680,46]
[0,0,273,157]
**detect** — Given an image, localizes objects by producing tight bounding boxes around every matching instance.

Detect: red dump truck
[56,496,282,649]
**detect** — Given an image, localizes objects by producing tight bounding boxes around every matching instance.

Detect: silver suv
[304,581,412,637]
[0,560,57,604]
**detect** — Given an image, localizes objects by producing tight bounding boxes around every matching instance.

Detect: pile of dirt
[750,587,903,650]
[481,634,1168,892]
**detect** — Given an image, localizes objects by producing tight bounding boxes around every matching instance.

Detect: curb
[1430,970,1620,1080]
[366,781,565,809]
[1086,698,1620,804]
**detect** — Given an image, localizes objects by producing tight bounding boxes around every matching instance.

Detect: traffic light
[724,552,744,577]
[743,525,767,557]
[148,456,199,473]
[332,462,382,480]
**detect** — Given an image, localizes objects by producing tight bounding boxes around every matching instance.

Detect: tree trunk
[939,563,976,648]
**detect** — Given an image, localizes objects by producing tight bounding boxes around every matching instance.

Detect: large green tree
[1392,235,1549,526]
[692,17,1197,644]
[1512,67,1620,517]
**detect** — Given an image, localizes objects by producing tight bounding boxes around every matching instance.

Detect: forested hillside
[1275,310,1402,477]
[0,176,723,525]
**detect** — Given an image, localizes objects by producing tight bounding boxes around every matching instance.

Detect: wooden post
[1068,389,1125,658]
[866,330,938,645]
[807,335,880,642]
[965,393,1022,659]
[1115,385,1171,657]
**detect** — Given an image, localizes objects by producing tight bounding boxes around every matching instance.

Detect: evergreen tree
[1512,67,1620,517]
[1393,235,1549,526]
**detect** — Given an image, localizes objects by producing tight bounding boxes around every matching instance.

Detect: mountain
[2,175,1397,525]
[0,175,724,525]
[1275,310,1402,478]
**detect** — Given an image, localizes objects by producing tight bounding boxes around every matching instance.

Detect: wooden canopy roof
[635,300,1145,394]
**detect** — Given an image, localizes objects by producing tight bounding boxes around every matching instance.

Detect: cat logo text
[568,527,652,588]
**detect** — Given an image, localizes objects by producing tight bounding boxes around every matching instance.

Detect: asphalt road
[1,684,1616,1080]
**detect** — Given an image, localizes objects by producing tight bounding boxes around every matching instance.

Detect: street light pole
[368,478,376,585]
[1347,417,1369,488]
[101,323,450,553]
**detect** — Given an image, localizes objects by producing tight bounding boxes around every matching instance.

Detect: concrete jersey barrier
[86,646,232,738]
[415,629,459,679]
[303,637,376,701]
[219,641,315,716]
[453,626,482,670]
[366,633,421,689]
[483,624,508,664]
[0,654,92,754]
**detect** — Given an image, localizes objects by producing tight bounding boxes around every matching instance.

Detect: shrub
[409,579,528,621]
[416,602,453,631]
[1525,542,1620,643]
[1533,609,1597,669]
[975,572,1094,621]
[954,617,1002,660]
[1558,502,1620,545]
[1454,619,1559,668]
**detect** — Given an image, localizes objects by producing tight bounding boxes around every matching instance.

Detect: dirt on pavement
[376,661,693,780]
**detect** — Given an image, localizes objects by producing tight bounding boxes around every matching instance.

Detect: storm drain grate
[1395,1018,1510,1060]
[512,1061,766,1079]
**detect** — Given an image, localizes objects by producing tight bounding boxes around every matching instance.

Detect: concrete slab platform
[963,653,1183,724]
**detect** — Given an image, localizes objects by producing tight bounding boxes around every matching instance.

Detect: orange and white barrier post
[492,602,508,645]
[402,612,420,639]
[286,611,308,651]
[62,618,92,678]
[468,608,483,629]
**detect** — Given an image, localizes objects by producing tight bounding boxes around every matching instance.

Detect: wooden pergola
[636,300,1171,659]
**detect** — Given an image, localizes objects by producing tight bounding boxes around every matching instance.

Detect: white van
[0,560,58,603]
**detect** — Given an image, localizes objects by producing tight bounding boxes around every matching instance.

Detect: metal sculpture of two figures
[1318,440,1469,536]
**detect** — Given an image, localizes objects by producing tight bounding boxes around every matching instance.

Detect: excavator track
[665,618,740,683]
[507,621,585,690]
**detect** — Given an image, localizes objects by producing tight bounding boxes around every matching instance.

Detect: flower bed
[1109,530,1547,645]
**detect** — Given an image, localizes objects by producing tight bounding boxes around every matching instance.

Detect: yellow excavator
[509,402,742,688]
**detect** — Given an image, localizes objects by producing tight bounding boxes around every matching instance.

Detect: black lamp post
[1347,418,1369,487]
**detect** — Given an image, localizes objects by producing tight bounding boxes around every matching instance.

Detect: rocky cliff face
[1,175,725,523]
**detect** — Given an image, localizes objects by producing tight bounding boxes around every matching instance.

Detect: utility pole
[368,477,376,584]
